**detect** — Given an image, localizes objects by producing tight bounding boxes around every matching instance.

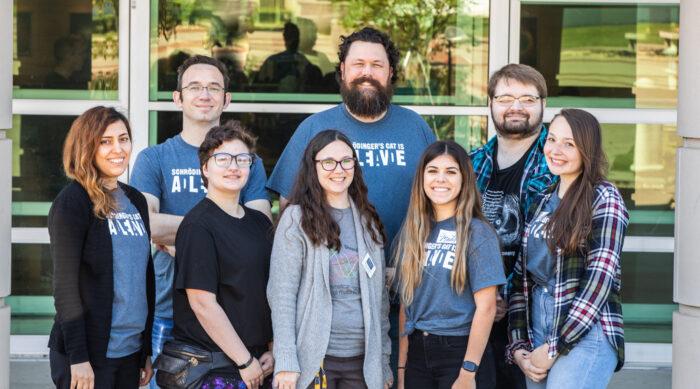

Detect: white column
[673,0,700,387]
[0,0,14,387]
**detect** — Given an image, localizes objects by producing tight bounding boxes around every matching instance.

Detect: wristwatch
[462,360,479,373]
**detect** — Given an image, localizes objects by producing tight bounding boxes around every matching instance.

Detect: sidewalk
[10,358,671,388]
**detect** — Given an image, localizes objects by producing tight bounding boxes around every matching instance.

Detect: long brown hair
[393,141,488,306]
[545,108,608,255]
[286,129,386,250]
[63,106,132,219]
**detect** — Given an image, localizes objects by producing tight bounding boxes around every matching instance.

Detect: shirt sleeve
[468,222,506,293]
[240,155,271,204]
[48,190,90,364]
[130,148,162,198]
[174,222,219,294]
[266,121,312,199]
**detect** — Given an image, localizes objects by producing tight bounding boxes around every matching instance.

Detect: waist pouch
[153,339,234,389]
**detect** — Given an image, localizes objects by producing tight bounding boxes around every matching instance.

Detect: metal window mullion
[128,0,152,177]
[11,100,122,116]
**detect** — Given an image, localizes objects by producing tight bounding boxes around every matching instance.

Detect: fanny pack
[153,339,234,389]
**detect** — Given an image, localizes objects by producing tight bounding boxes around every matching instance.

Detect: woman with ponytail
[507,109,629,388]
[394,141,505,389]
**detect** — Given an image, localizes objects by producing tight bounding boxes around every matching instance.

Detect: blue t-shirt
[525,192,561,291]
[106,188,150,358]
[130,134,269,318]
[402,217,506,336]
[266,104,436,259]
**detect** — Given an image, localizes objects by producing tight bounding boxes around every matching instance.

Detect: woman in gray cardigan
[267,130,393,389]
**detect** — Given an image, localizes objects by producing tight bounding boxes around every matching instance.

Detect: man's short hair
[335,27,400,85]
[176,55,230,93]
[487,63,547,99]
[198,120,257,188]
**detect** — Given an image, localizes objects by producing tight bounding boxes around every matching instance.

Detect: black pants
[50,348,141,389]
[319,354,368,389]
[405,331,496,389]
[490,319,526,389]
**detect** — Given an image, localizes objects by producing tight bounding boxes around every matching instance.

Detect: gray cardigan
[267,202,392,389]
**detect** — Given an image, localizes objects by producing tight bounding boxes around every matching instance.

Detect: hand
[69,361,94,389]
[155,244,175,257]
[514,349,548,383]
[139,357,154,386]
[239,357,264,389]
[451,371,476,389]
[494,294,508,322]
[259,351,275,377]
[530,343,557,370]
[384,378,394,389]
[273,371,300,389]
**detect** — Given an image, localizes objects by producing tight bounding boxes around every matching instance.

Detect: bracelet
[236,355,255,369]
[397,366,406,369]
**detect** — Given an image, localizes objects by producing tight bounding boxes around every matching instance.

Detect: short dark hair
[335,27,400,85]
[176,55,230,94]
[198,120,256,188]
[487,63,547,99]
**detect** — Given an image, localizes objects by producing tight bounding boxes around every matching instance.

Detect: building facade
[2,0,686,380]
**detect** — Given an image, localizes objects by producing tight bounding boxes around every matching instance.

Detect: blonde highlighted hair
[62,106,131,218]
[393,141,489,306]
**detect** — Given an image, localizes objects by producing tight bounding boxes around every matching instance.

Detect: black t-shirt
[172,198,273,376]
[481,141,535,276]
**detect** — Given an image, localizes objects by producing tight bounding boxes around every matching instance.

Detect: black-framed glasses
[315,157,356,171]
[208,152,255,168]
[493,94,540,106]
[182,84,225,94]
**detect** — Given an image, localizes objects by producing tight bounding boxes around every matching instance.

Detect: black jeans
[50,348,141,389]
[405,331,496,389]
[490,319,526,389]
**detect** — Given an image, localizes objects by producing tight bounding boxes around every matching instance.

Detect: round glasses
[315,157,356,171]
[209,152,255,169]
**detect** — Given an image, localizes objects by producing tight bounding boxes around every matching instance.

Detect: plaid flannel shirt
[507,181,629,371]
[469,125,556,215]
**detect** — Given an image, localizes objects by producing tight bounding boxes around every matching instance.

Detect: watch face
[462,361,479,372]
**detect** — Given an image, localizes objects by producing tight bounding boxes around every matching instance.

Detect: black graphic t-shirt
[482,141,535,276]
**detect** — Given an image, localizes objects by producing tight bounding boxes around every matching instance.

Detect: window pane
[9,244,55,335]
[521,3,679,109]
[151,0,489,105]
[9,115,75,227]
[13,0,119,99]
[423,115,487,150]
[602,123,679,236]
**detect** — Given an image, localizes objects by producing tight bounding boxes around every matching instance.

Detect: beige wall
[673,0,700,387]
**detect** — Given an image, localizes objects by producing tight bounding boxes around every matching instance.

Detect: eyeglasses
[182,84,225,94]
[208,152,255,169]
[493,95,541,106]
[315,157,356,171]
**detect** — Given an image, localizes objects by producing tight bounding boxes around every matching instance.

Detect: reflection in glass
[601,123,679,236]
[520,3,679,108]
[9,115,75,227]
[151,0,489,105]
[10,244,55,335]
[424,115,487,151]
[13,0,119,99]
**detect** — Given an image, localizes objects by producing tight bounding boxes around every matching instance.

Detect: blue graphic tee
[402,217,506,336]
[266,104,436,259]
[106,188,150,358]
[130,134,269,318]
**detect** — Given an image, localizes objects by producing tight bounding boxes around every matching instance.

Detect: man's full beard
[340,76,394,119]
[492,105,544,139]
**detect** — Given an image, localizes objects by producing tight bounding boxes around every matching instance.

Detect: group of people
[47,27,628,389]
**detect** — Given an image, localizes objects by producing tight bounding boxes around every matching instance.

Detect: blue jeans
[150,316,174,389]
[526,286,616,389]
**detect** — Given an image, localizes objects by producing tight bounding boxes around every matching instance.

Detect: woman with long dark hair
[48,106,155,388]
[268,129,392,389]
[394,141,505,389]
[507,109,628,388]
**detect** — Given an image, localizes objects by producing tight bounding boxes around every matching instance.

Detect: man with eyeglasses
[469,63,556,389]
[130,55,271,389]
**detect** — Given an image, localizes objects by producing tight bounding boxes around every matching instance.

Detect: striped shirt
[507,181,629,371]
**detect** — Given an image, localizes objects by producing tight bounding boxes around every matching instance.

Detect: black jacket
[48,180,155,367]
